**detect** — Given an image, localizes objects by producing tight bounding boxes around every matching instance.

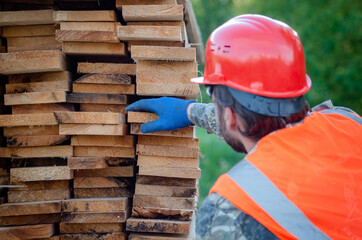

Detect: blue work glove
[125,97,197,133]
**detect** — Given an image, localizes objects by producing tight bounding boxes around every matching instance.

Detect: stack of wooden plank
[117,1,200,239]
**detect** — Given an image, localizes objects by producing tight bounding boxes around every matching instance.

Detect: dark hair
[213,85,310,141]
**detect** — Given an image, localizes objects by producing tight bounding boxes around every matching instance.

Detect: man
[126,15,362,239]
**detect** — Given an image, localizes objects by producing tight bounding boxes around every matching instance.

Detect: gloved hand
[125,97,197,133]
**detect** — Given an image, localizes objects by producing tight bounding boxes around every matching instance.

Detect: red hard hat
[192,14,311,98]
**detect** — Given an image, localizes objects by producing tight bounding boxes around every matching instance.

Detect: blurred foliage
[192,0,361,204]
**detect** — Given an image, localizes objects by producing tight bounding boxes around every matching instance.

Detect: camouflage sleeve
[188,103,224,140]
[196,193,279,240]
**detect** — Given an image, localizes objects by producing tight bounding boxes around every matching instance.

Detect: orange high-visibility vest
[210,109,362,240]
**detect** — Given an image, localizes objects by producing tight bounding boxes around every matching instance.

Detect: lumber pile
[0,0,201,239]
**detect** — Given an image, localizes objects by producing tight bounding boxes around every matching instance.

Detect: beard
[216,104,248,154]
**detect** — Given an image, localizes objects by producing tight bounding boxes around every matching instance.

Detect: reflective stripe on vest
[227,159,330,240]
[321,109,362,125]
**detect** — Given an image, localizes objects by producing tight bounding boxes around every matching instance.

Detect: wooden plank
[62,42,126,56]
[62,212,128,223]
[0,10,54,26]
[73,146,134,158]
[75,74,131,85]
[67,93,127,105]
[80,104,127,113]
[60,233,126,240]
[2,25,58,37]
[122,5,183,22]
[10,157,67,168]
[68,158,108,169]
[74,177,128,188]
[117,25,181,41]
[78,62,136,75]
[74,166,134,178]
[60,124,128,136]
[10,166,73,182]
[60,22,120,31]
[135,184,196,197]
[137,144,198,158]
[129,233,189,240]
[54,11,116,22]
[8,71,70,84]
[138,155,198,168]
[7,135,69,147]
[0,214,61,226]
[55,112,126,124]
[127,112,158,123]
[3,126,59,137]
[136,69,196,84]
[8,189,70,203]
[132,206,193,221]
[116,0,176,9]
[137,83,199,98]
[71,135,134,147]
[137,175,196,187]
[0,50,67,75]
[0,224,54,239]
[133,195,194,209]
[139,165,201,179]
[138,135,198,147]
[128,40,183,51]
[56,30,119,43]
[131,123,193,137]
[5,91,67,105]
[74,188,132,198]
[62,198,128,212]
[0,113,58,127]
[7,36,61,52]
[10,180,69,191]
[12,103,74,114]
[137,60,197,72]
[0,146,73,158]
[131,46,195,61]
[128,21,186,41]
[73,83,135,94]
[6,80,71,94]
[59,223,125,234]
[0,201,61,216]
[126,218,190,234]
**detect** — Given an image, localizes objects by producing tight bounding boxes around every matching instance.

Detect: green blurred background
[191,0,362,205]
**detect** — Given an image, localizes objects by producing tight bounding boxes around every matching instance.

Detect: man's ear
[223,107,237,131]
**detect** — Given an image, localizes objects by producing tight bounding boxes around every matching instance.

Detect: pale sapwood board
[5,91,67,105]
[71,135,134,147]
[0,113,58,127]
[60,124,128,136]
[7,189,70,203]
[56,30,119,43]
[138,135,198,147]
[59,223,125,234]
[131,46,195,61]
[3,126,59,137]
[67,93,128,105]
[122,5,183,22]
[0,10,54,26]
[54,11,116,22]
[7,36,62,52]
[74,166,134,178]
[127,112,158,123]
[61,211,129,224]
[62,42,126,56]
[136,144,199,158]
[75,74,131,85]
[12,103,74,114]
[62,197,128,212]
[73,177,128,188]
[128,21,186,41]
[126,217,190,234]
[117,25,181,41]
[74,187,132,198]
[116,0,177,9]
[10,166,73,182]
[0,200,61,216]
[2,25,58,37]
[0,224,55,240]
[6,80,71,94]
[0,146,73,158]
[60,233,126,240]
[138,165,201,179]
[80,104,127,113]
[72,83,135,95]
[133,195,195,209]
[7,135,70,147]
[128,40,184,52]
[0,50,66,75]
[55,112,126,124]
[77,62,136,75]
[60,22,120,31]
[136,69,197,84]
[137,60,197,72]
[8,71,71,84]
[137,155,199,169]
[137,83,199,98]
[131,123,193,138]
